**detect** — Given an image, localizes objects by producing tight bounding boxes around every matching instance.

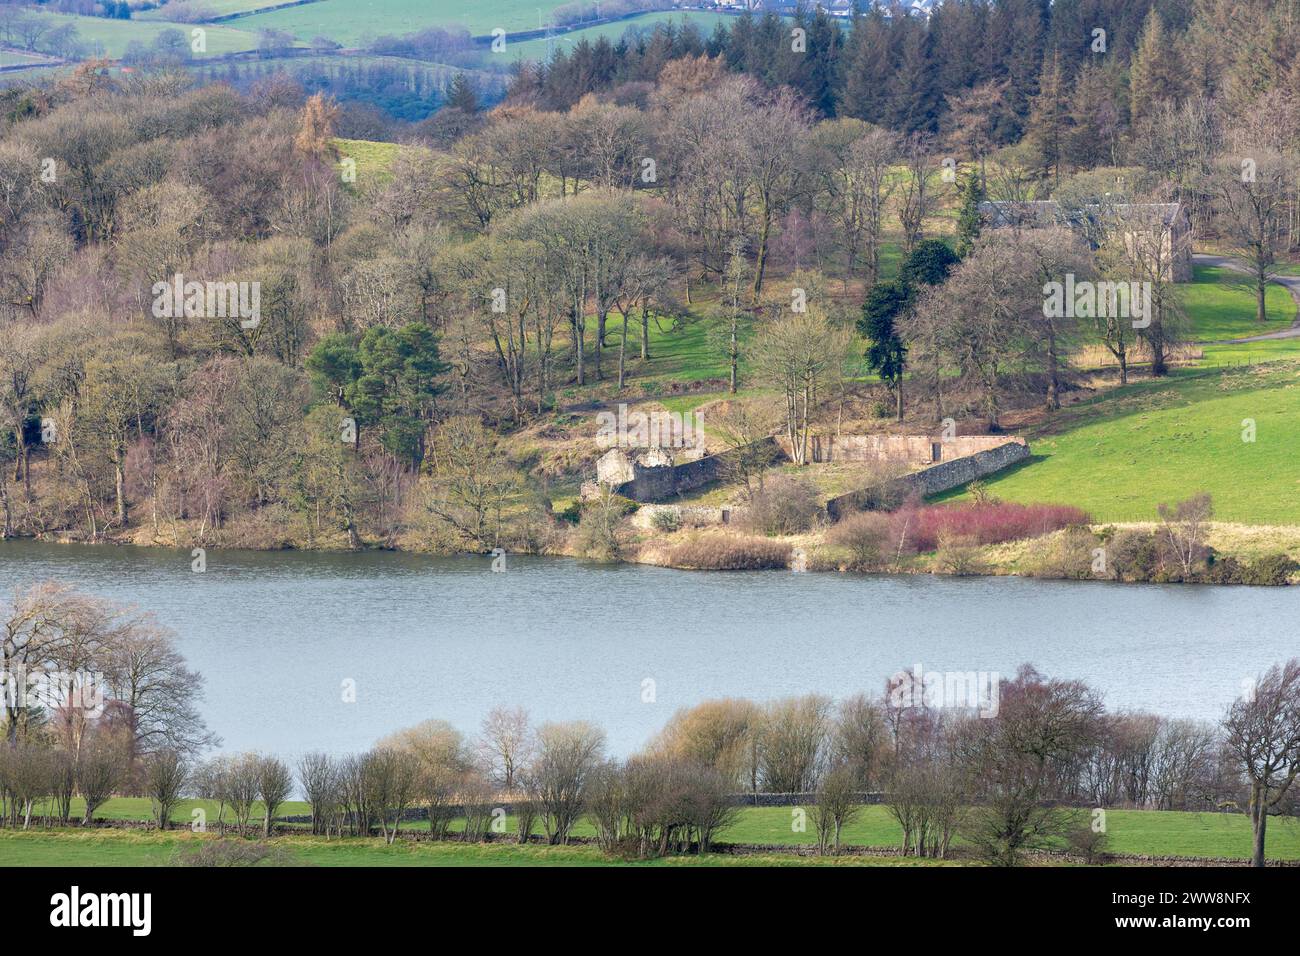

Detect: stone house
[979,200,1193,282]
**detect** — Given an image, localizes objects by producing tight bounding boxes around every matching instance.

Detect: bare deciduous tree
[145,748,188,831]
[1223,658,1300,867]
[524,719,605,845]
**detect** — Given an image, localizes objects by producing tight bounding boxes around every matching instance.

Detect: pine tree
[1026,50,1068,186]
[1129,8,1187,127]
[445,73,479,114]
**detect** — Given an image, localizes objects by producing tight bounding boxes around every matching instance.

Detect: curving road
[1193,253,1300,343]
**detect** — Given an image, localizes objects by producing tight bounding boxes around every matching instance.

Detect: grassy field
[26,11,264,58]
[0,829,962,867]
[333,136,404,188]
[943,362,1300,523]
[139,0,306,19]
[0,50,53,67]
[236,0,560,45]
[1180,265,1297,344]
[8,798,1294,864]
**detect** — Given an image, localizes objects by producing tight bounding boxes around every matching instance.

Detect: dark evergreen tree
[899,239,960,287]
[858,280,910,420]
[445,73,479,114]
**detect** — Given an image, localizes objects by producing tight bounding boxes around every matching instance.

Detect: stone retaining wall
[826,439,1030,520]
[785,434,1019,464]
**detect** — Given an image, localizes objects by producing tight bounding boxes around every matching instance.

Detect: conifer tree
[1129,8,1187,126]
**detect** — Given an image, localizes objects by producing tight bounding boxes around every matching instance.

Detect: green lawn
[1181,265,1296,344]
[942,362,1300,523]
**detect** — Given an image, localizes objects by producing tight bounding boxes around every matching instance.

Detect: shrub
[825,511,892,571]
[1246,553,1300,586]
[742,474,823,536]
[1066,825,1110,864]
[966,479,998,505]
[933,532,988,576]
[1106,528,1162,582]
[895,501,1089,552]
[572,491,637,560]
[650,509,682,533]
[665,533,792,570]
[1205,552,1298,586]
[170,840,294,867]
[1023,526,1102,580]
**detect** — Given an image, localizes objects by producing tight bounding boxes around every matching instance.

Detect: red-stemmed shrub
[886,501,1089,553]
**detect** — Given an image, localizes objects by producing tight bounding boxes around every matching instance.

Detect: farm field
[235,0,562,45]
[22,11,265,58]
[139,0,310,19]
[7,799,1293,863]
[0,50,54,67]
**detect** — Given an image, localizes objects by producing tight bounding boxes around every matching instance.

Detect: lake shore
[9,518,1300,586]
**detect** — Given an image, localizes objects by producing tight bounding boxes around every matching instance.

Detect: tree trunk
[617,313,627,390]
[752,206,772,302]
[1251,785,1267,867]
[114,454,127,527]
[729,317,738,394]
[1046,326,1061,410]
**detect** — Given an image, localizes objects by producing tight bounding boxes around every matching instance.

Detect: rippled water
[0,540,1294,757]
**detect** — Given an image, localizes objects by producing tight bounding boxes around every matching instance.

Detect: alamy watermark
[151,273,261,329]
[1,666,105,718]
[1043,274,1151,329]
[887,663,1000,718]
[596,404,704,450]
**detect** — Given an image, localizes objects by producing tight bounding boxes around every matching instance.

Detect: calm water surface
[0,541,1295,757]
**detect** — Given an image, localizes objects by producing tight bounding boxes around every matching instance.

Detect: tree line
[5,584,1294,868]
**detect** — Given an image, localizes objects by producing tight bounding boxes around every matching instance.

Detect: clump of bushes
[664,533,792,570]
[933,532,989,576]
[824,500,1087,571]
[1104,527,1163,581]
[742,474,824,536]
[572,491,637,560]
[650,509,683,533]
[170,840,294,867]
[1022,526,1103,580]
[1204,552,1299,586]
[900,501,1090,552]
[823,510,893,571]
